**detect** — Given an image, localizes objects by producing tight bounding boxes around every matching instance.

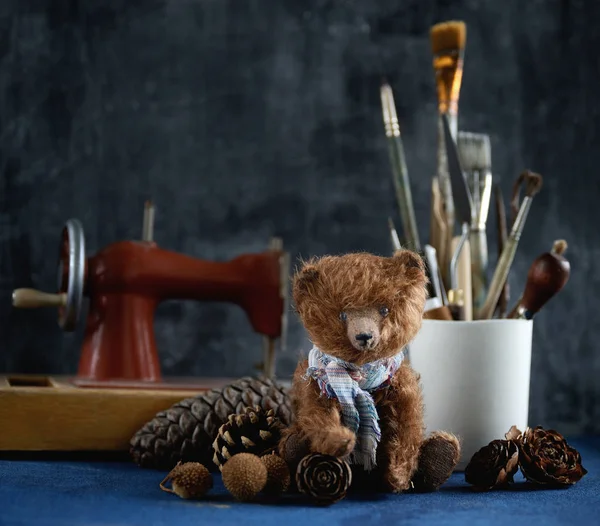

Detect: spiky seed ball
[222,453,267,501]
[160,462,213,499]
[261,453,291,495]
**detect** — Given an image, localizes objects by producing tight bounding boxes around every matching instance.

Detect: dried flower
[515,426,588,487]
[296,453,352,505]
[159,461,213,499]
[464,440,519,491]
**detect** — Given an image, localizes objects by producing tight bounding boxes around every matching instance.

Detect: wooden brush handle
[423,305,453,321]
[470,229,489,313]
[495,184,509,317]
[12,288,67,308]
[451,236,472,321]
[478,236,519,319]
[447,289,465,321]
[513,249,570,318]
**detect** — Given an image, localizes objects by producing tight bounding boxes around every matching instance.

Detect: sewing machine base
[0,375,236,451]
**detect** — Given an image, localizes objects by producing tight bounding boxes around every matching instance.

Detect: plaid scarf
[305,346,405,471]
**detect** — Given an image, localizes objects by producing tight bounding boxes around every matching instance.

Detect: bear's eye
[339,311,347,322]
[379,306,389,317]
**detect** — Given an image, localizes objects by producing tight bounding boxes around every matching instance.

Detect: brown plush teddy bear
[279,249,460,493]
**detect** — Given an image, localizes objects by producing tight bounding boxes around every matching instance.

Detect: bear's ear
[292,263,321,303]
[392,249,425,272]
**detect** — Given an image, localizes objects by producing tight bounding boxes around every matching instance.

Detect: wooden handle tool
[508,240,570,319]
[494,184,509,317]
[451,235,472,320]
[12,288,67,309]
[423,305,454,321]
[430,176,447,283]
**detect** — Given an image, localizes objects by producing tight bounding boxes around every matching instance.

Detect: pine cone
[212,406,282,470]
[129,376,292,471]
[296,453,352,505]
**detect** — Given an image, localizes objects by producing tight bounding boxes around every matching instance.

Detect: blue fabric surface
[1,437,598,526]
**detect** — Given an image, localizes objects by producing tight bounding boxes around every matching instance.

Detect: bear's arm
[288,358,356,457]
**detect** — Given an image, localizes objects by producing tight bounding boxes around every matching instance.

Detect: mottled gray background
[0,0,598,435]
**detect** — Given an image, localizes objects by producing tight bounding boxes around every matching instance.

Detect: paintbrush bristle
[430,21,467,54]
[523,170,543,196]
[457,132,491,172]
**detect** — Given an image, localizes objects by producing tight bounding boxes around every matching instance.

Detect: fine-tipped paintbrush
[494,184,510,317]
[457,132,492,312]
[430,20,467,271]
[388,217,402,251]
[381,82,420,252]
[478,170,543,320]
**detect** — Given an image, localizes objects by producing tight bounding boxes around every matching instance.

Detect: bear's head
[292,249,428,366]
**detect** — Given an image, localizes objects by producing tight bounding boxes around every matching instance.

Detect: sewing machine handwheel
[56,219,86,331]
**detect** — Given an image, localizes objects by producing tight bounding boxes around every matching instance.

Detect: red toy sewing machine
[12,203,289,388]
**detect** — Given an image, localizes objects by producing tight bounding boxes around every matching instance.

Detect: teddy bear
[278,249,460,493]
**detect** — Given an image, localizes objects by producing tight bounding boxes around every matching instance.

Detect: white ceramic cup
[408,318,533,471]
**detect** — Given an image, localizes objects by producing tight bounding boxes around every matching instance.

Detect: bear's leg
[375,364,425,493]
[278,425,310,469]
[411,431,461,492]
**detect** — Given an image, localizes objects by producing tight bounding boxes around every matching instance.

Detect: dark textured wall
[0,0,598,435]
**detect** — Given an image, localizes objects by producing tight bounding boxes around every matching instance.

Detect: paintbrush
[457,132,492,312]
[508,240,570,320]
[430,176,447,286]
[478,170,543,320]
[442,113,473,321]
[494,184,510,317]
[381,82,420,252]
[430,20,467,271]
[388,217,402,251]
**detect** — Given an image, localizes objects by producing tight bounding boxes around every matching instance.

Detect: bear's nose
[355,333,373,346]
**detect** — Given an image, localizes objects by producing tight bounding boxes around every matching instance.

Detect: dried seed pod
[296,453,352,505]
[464,440,519,491]
[516,426,588,487]
[221,453,268,501]
[261,453,291,495]
[213,406,283,470]
[130,376,292,471]
[159,461,213,499]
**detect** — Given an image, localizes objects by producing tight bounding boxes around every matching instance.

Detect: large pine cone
[212,406,282,470]
[130,377,292,471]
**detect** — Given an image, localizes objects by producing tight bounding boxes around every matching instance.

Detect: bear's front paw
[311,426,356,458]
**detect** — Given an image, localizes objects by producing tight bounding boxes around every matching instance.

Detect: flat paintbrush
[381,82,420,252]
[430,20,467,272]
[457,132,492,312]
[478,170,543,320]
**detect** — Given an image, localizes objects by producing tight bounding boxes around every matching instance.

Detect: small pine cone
[296,453,352,505]
[129,376,292,471]
[212,406,283,470]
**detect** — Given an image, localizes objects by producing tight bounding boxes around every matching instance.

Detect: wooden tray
[0,375,236,451]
